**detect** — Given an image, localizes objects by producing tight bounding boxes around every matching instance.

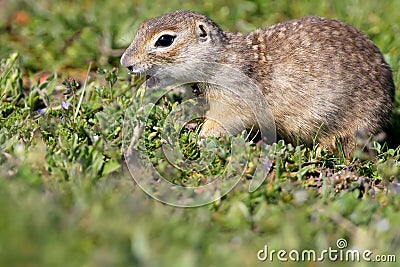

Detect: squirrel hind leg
[318,134,357,158]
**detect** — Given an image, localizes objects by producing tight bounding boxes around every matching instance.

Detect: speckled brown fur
[121,10,394,154]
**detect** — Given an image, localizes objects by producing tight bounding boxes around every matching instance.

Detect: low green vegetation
[1,0,399,266]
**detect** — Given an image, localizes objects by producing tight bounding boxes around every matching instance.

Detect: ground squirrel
[121,10,394,154]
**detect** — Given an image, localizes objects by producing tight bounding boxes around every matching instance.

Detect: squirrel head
[120,10,225,76]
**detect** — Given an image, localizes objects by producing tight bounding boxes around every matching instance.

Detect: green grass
[1,0,400,266]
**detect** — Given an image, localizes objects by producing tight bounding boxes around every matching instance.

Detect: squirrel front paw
[199,119,227,139]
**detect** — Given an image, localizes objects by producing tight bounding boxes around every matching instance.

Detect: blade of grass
[74,62,92,123]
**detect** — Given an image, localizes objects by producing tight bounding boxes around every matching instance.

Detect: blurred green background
[1,1,400,267]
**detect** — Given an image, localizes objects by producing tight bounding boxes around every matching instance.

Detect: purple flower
[61,101,70,110]
[262,159,273,170]
[37,108,46,115]
[393,181,400,192]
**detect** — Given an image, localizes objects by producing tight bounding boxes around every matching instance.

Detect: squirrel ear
[196,22,211,43]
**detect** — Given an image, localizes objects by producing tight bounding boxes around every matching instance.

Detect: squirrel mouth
[130,72,158,89]
[144,75,158,88]
[132,74,153,85]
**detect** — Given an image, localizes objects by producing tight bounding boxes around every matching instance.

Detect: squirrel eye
[155,34,175,47]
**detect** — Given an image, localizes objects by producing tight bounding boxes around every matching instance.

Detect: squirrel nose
[121,53,143,74]
[120,52,136,71]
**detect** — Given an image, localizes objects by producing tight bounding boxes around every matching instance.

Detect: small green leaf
[102,160,121,176]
